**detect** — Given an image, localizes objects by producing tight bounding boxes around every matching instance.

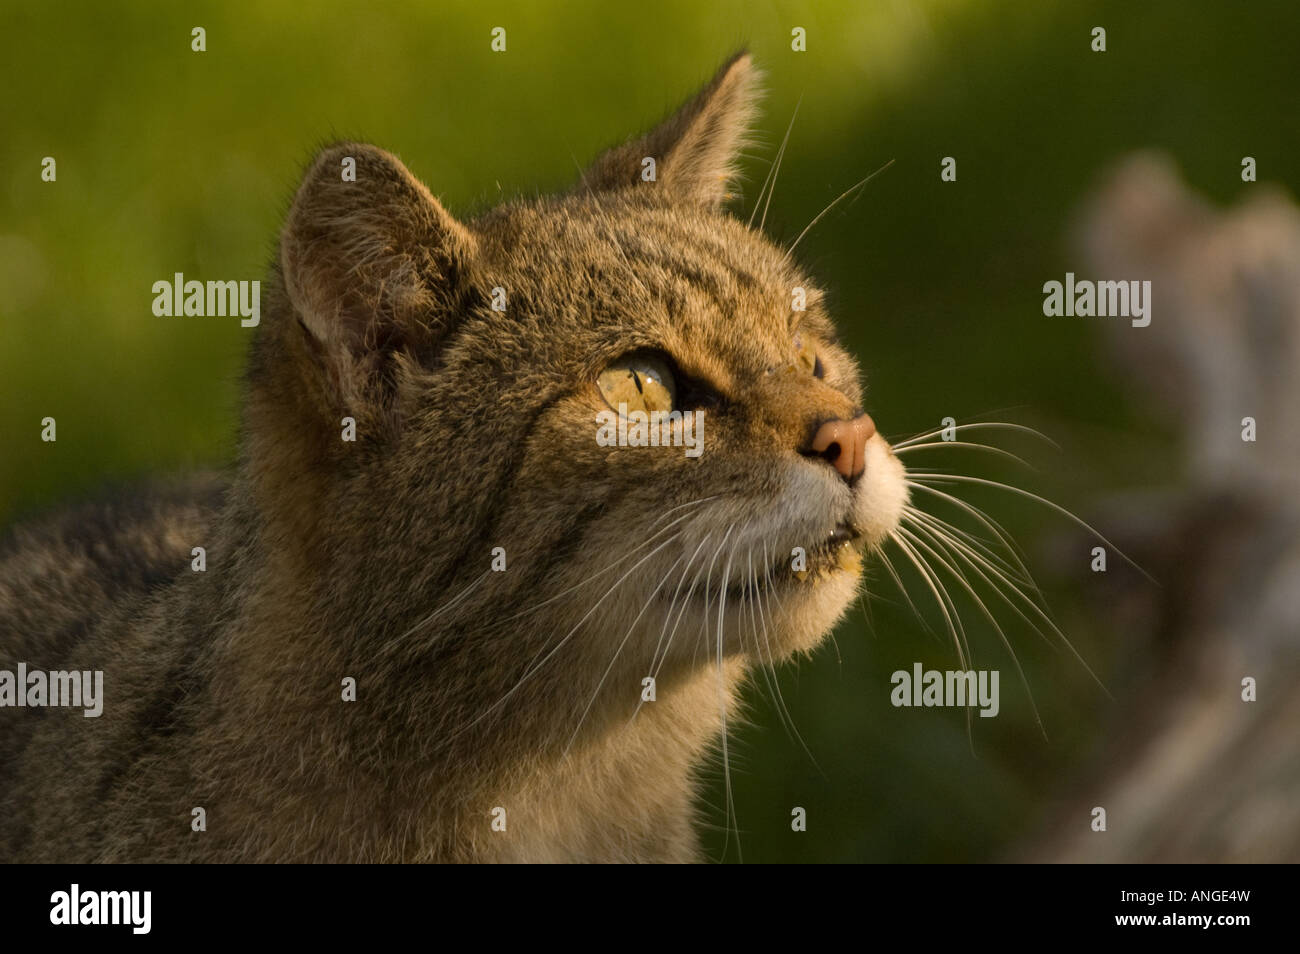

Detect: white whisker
[889,530,971,671]
[444,529,685,743]
[909,473,1155,583]
[893,440,1036,470]
[563,548,689,756]
[898,523,1044,737]
[783,159,895,261]
[755,95,802,232]
[890,420,1059,451]
[715,526,741,863]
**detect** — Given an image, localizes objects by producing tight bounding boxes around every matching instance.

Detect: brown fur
[0,53,906,862]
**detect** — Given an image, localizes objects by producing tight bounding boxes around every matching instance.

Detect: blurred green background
[2,1,1295,861]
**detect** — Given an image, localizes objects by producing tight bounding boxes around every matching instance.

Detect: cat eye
[597,353,677,415]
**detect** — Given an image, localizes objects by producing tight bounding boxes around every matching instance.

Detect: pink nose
[805,413,876,483]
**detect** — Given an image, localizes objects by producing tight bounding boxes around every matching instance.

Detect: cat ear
[279,142,476,404]
[579,51,763,207]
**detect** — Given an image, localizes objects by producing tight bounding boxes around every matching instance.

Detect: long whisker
[783,159,895,261]
[644,495,721,533]
[874,544,938,640]
[753,541,826,776]
[889,530,971,671]
[893,440,1037,470]
[715,527,741,864]
[909,473,1156,583]
[906,506,1035,589]
[495,505,704,626]
[890,421,1060,451]
[756,95,802,232]
[646,536,711,676]
[628,534,712,726]
[444,529,685,742]
[743,548,780,703]
[389,567,492,648]
[898,523,1045,738]
[855,555,878,642]
[904,510,1110,697]
[692,527,735,671]
[644,532,718,697]
[905,480,1038,587]
[746,550,797,741]
[563,548,688,755]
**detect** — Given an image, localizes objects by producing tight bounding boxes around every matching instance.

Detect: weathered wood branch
[1021,154,1300,862]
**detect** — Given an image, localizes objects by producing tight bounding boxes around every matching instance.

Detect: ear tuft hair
[578,51,764,208]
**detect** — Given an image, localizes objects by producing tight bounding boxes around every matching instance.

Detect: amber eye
[794,332,823,378]
[597,353,677,415]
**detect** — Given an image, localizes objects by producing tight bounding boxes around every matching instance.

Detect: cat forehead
[475,194,818,320]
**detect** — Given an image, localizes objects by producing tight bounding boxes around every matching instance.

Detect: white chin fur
[630,434,909,665]
[768,435,908,658]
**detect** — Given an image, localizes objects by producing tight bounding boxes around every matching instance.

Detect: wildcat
[0,52,907,862]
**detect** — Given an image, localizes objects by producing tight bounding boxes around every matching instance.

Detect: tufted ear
[279,142,476,408]
[577,51,763,208]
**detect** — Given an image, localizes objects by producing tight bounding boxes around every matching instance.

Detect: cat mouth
[708,522,866,600]
[665,522,867,608]
[783,523,865,584]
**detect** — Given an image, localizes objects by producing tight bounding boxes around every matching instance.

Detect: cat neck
[183,477,744,861]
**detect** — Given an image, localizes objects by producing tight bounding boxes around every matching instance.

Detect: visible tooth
[793,569,809,582]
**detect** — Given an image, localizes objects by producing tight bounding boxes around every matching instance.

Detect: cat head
[251,52,906,721]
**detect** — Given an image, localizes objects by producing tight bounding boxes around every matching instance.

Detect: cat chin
[655,555,861,664]
[759,562,863,659]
